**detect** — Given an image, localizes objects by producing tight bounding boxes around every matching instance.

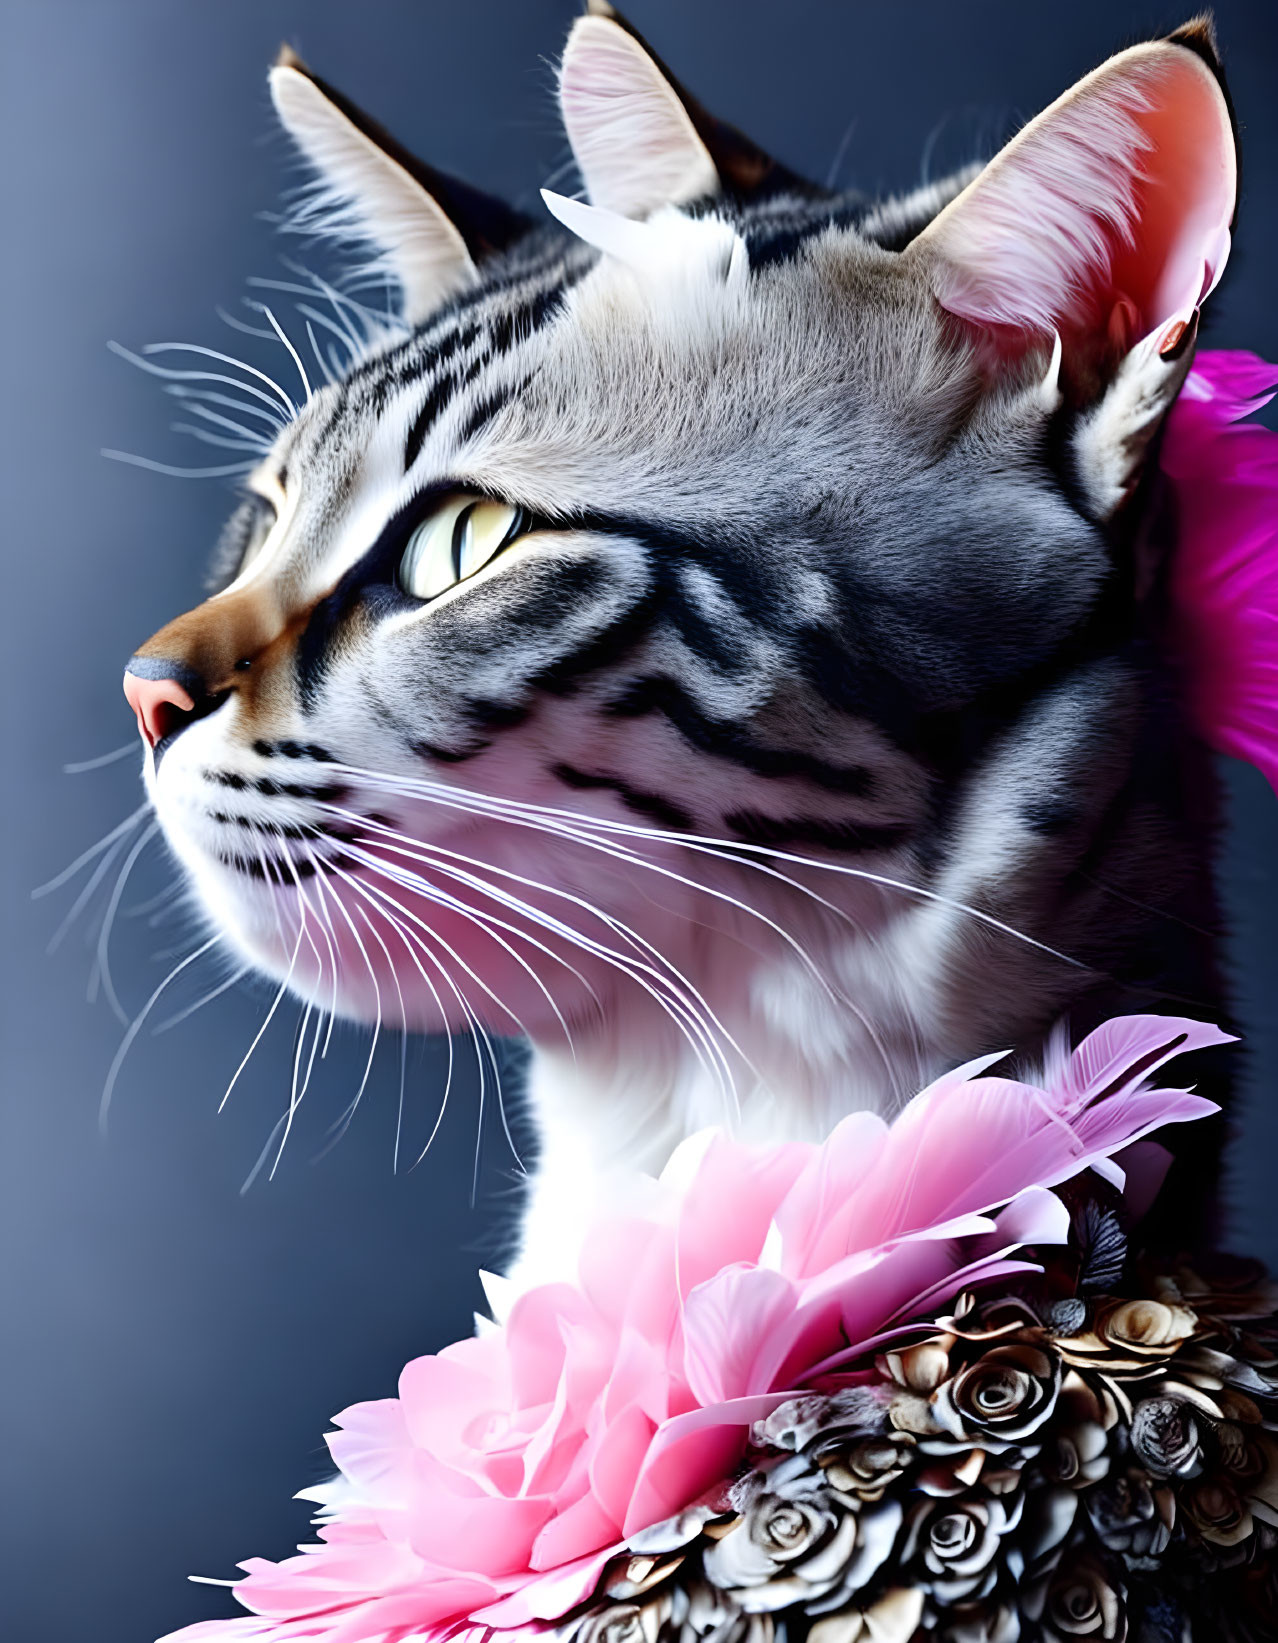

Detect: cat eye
[399,494,529,603]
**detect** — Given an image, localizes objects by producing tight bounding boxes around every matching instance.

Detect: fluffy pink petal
[680,1264,798,1405]
[622,1414,754,1538]
[398,1346,509,1459]
[323,1400,415,1508]
[676,1131,814,1293]
[529,1484,620,1571]
[1055,1014,1234,1109]
[827,1017,1222,1251]
[584,1400,657,1528]
[772,1110,890,1279]
[502,1286,586,1410]
[403,1455,552,1578]
[472,1550,615,1626]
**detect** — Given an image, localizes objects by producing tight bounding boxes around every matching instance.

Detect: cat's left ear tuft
[269,47,528,324]
[558,5,797,217]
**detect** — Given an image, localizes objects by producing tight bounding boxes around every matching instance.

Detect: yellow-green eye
[458,499,524,579]
[399,494,528,602]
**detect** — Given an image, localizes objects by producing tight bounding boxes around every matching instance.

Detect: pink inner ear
[1112,55,1235,336]
[919,46,1235,362]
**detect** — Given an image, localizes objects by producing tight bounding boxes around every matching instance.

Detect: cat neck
[508,893,960,1289]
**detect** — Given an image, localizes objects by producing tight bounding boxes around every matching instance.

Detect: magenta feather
[1166,350,1278,795]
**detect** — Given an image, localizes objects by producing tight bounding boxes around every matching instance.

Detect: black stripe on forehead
[403,350,486,473]
[336,230,588,404]
[400,274,584,473]
[739,197,871,272]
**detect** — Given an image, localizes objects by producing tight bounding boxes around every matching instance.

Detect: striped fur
[125,15,1238,1285]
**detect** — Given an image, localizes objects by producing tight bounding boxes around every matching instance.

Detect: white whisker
[306,321,337,387]
[332,823,588,1052]
[287,839,339,1057]
[46,830,133,956]
[335,764,1083,971]
[215,305,280,342]
[340,832,738,1122]
[268,993,315,1182]
[251,303,312,404]
[298,303,360,360]
[163,385,285,430]
[343,897,409,1173]
[153,964,252,1034]
[329,865,499,1174]
[109,341,289,422]
[306,860,385,1154]
[241,1107,291,1197]
[264,855,330,1175]
[171,400,273,446]
[170,423,267,453]
[63,744,139,775]
[32,802,150,898]
[348,865,527,1176]
[327,802,746,1104]
[101,450,257,480]
[319,863,447,1164]
[96,820,161,1026]
[140,342,298,417]
[219,921,305,1113]
[100,936,221,1131]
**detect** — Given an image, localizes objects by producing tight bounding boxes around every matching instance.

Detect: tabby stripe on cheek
[606,674,876,797]
[724,808,909,853]
[551,762,695,832]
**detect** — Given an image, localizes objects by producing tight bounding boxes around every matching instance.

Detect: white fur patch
[541,191,746,293]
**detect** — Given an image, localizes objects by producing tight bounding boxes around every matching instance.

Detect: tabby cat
[120,4,1240,1288]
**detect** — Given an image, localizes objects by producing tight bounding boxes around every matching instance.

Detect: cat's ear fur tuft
[1072,310,1201,518]
[558,5,801,217]
[904,34,1235,362]
[902,27,1236,517]
[269,47,528,324]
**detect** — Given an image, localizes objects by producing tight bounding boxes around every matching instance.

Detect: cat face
[122,13,1235,1053]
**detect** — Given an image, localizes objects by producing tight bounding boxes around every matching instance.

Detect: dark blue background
[3,4,1277,1640]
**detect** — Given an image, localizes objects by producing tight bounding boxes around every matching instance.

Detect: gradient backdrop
[4,4,1278,1639]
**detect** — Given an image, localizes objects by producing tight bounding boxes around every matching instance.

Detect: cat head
[121,8,1237,1048]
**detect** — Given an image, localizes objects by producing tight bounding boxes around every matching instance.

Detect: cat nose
[123,660,212,750]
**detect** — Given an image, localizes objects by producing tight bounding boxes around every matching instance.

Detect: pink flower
[163,1014,1227,1643]
[1165,349,1278,796]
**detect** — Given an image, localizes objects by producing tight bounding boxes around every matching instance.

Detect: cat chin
[180,851,614,1045]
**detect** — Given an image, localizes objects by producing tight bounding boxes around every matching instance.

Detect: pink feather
[1165,350,1278,795]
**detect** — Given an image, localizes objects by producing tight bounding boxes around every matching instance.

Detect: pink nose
[123,669,196,749]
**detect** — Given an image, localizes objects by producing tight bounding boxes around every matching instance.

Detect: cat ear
[903,24,1236,390]
[269,46,529,324]
[558,1,797,217]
